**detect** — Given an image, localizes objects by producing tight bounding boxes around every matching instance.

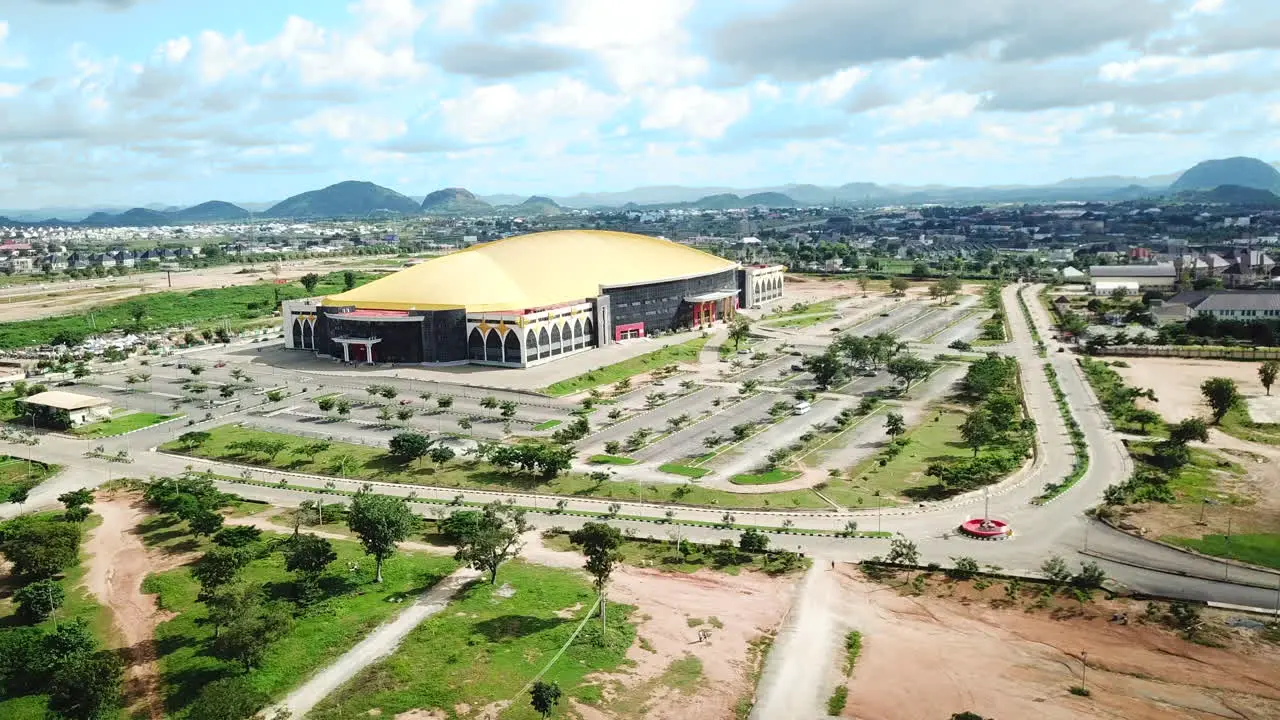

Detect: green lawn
[542,337,709,397]
[144,523,457,717]
[165,424,836,509]
[1128,443,1247,505]
[730,469,801,485]
[0,456,59,503]
[658,463,712,479]
[0,271,377,349]
[0,512,117,720]
[70,411,182,438]
[588,454,637,465]
[1218,404,1280,446]
[1162,533,1280,569]
[532,419,562,431]
[763,313,836,329]
[765,299,838,319]
[308,561,634,720]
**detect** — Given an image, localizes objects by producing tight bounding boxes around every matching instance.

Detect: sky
[1,0,1279,208]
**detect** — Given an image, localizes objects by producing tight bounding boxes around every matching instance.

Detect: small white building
[18,390,111,427]
[1088,263,1176,294]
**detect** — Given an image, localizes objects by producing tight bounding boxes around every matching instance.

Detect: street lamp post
[1080,651,1088,693]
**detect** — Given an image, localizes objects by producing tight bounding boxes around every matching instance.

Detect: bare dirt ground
[523,535,795,720]
[833,567,1280,720]
[1112,357,1274,423]
[84,492,194,720]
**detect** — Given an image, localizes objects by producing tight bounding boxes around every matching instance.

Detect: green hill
[1172,157,1280,194]
[170,201,250,222]
[420,187,492,214]
[263,181,421,218]
[515,195,562,215]
[742,192,798,207]
[1175,184,1280,206]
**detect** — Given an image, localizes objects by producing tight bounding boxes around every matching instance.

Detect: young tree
[388,432,433,465]
[188,508,225,537]
[884,411,906,439]
[1128,408,1162,433]
[728,318,752,349]
[529,680,563,719]
[299,273,320,293]
[205,583,262,638]
[1040,555,1073,585]
[738,528,769,553]
[1260,360,1280,396]
[0,517,82,580]
[428,445,456,468]
[46,649,123,720]
[212,525,262,548]
[437,395,454,409]
[889,276,910,294]
[453,502,531,585]
[801,348,846,390]
[57,487,94,514]
[959,409,998,457]
[499,400,518,419]
[886,354,933,391]
[1168,417,1209,445]
[1200,377,1241,423]
[480,395,499,415]
[569,521,624,633]
[14,578,65,622]
[342,269,357,291]
[214,601,293,669]
[457,416,473,435]
[348,489,417,582]
[191,547,247,599]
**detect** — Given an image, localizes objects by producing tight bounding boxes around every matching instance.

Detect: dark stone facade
[314,306,467,364]
[604,269,737,335]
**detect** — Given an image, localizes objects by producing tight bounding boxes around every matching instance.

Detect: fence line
[1095,345,1280,361]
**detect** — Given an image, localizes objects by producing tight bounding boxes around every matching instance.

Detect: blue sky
[1,0,1278,208]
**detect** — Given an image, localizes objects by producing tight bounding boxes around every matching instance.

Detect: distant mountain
[1175,184,1280,206]
[263,181,421,219]
[479,193,526,206]
[692,194,744,210]
[420,187,492,214]
[81,208,170,226]
[742,192,798,207]
[1051,173,1176,189]
[515,196,563,215]
[1172,157,1280,194]
[171,201,250,223]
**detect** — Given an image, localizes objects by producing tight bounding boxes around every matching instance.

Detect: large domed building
[283,230,785,367]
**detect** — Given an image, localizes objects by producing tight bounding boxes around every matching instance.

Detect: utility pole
[1080,651,1088,693]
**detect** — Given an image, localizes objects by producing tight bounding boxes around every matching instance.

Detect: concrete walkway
[272,566,481,718]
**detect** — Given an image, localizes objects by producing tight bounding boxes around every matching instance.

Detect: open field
[0,456,58,502]
[141,513,457,717]
[1111,356,1277,424]
[838,565,1280,720]
[542,337,709,397]
[0,271,375,349]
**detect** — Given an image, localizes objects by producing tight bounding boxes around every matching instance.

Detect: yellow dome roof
[326,230,739,313]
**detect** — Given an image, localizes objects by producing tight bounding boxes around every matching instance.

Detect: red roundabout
[959,518,1012,540]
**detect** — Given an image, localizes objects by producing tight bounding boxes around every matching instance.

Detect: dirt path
[84,493,193,720]
[273,567,481,719]
[750,558,840,719]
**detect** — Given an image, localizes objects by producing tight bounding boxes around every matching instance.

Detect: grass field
[765,299,838,318]
[1129,443,1247,505]
[0,512,116,720]
[763,313,836,329]
[70,411,182,438]
[1219,404,1280,446]
[658,463,712,479]
[542,337,709,397]
[588,454,637,465]
[730,469,801,485]
[142,519,457,716]
[1163,533,1280,569]
[0,271,375,349]
[0,456,58,502]
[309,560,635,720]
[532,419,562,431]
[163,424,835,509]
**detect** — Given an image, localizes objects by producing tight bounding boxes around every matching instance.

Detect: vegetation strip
[1034,363,1091,503]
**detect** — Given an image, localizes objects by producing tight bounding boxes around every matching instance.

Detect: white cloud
[0,21,23,69]
[753,81,782,101]
[641,86,751,139]
[534,0,706,90]
[1190,0,1225,14]
[161,36,192,64]
[1099,53,1238,81]
[295,107,407,141]
[1267,103,1280,123]
[195,2,429,86]
[439,78,623,143]
[797,67,869,104]
[435,0,486,31]
[0,83,21,99]
[877,92,982,128]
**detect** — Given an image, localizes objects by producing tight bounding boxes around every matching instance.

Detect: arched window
[549,324,562,355]
[303,320,315,350]
[485,329,502,361]
[563,322,574,351]
[583,317,594,345]
[526,329,538,360]
[573,318,584,349]
[292,319,304,348]
[504,330,521,364]
[539,327,550,358]
[468,327,485,360]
